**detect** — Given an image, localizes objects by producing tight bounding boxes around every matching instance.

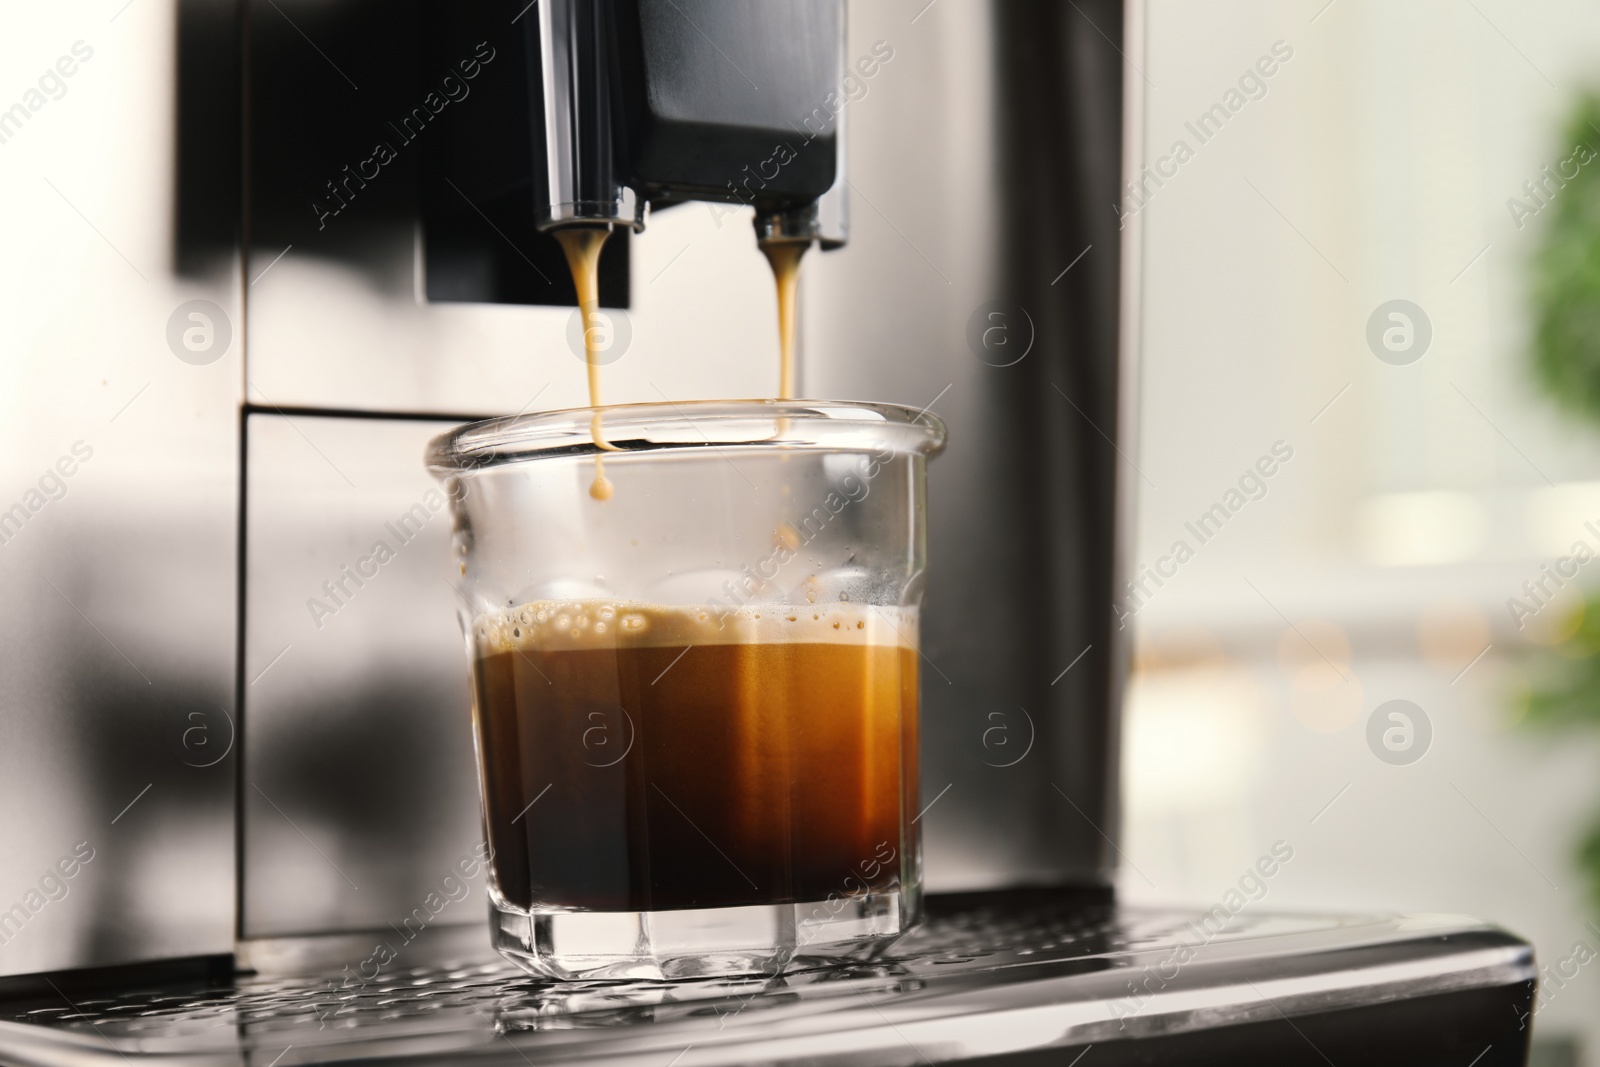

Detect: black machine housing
[422,0,845,306]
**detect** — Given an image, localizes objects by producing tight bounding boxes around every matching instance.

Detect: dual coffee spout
[526,0,847,252]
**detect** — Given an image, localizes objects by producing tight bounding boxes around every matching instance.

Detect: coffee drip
[553,226,619,501]
[761,239,808,401]
[555,224,811,501]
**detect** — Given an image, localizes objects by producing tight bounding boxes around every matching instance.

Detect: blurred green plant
[1521,602,1600,911]
[1526,91,1600,914]
[1532,94,1600,421]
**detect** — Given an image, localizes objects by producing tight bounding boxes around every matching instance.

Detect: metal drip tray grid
[0,891,1534,1067]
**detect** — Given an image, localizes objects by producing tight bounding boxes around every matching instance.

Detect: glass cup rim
[427,398,948,473]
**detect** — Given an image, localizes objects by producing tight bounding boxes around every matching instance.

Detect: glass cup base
[490,887,915,980]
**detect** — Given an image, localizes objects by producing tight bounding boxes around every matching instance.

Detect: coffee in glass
[429,401,944,978]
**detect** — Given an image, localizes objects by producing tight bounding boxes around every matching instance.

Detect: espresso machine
[0,0,1535,1063]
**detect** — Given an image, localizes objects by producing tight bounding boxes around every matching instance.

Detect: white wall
[1126,0,1600,1055]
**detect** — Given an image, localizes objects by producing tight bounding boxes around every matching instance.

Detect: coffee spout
[527,0,641,232]
[526,0,846,246]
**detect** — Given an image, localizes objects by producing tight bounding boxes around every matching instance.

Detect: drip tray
[0,890,1535,1066]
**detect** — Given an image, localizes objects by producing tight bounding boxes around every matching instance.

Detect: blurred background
[1122,0,1600,1061]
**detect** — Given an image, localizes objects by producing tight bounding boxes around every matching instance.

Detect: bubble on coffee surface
[474,598,915,654]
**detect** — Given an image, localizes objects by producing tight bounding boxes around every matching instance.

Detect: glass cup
[427,400,945,980]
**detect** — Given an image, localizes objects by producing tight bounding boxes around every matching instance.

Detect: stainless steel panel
[242,415,481,938]
[243,0,782,417]
[0,0,239,973]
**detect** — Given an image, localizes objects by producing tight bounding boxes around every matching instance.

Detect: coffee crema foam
[473,600,915,654]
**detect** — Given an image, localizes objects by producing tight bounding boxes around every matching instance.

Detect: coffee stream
[555,226,807,501]
[760,240,808,401]
[553,226,619,501]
